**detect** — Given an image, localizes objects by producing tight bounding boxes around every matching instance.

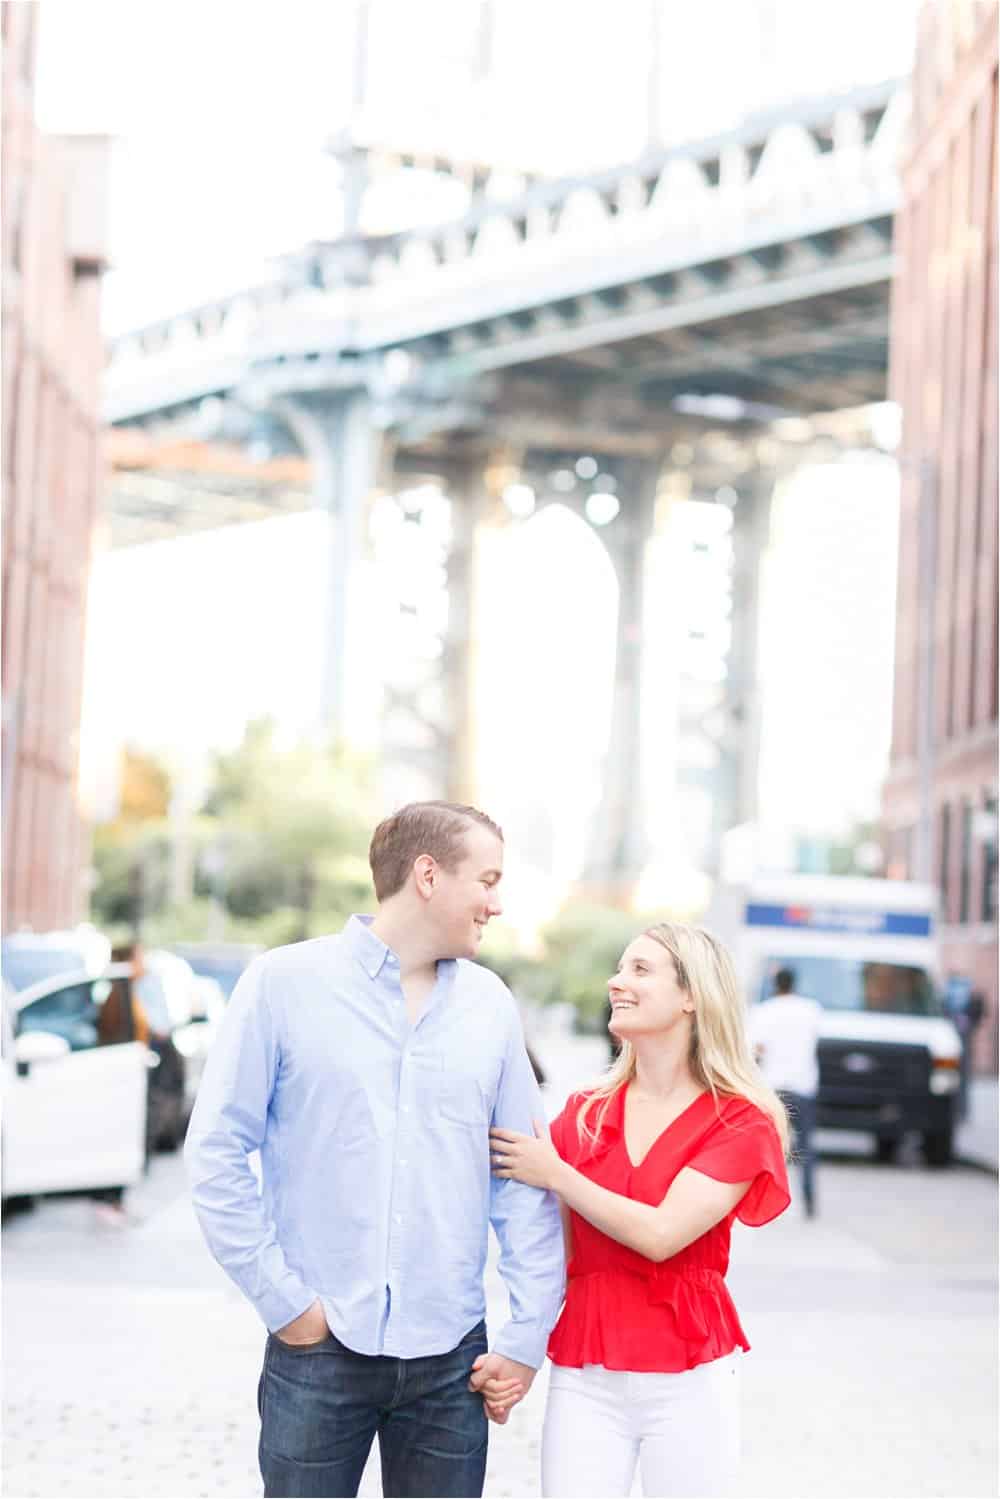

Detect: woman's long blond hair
[577,921,790,1155]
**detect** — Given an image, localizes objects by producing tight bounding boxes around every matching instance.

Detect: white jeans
[541,1353,742,1498]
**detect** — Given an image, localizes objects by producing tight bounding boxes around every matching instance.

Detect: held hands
[468,1352,535,1424]
[275,1298,329,1347]
[489,1120,561,1191]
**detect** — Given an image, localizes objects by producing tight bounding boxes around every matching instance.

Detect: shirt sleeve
[548,1095,579,1161]
[183,957,318,1332]
[687,1100,790,1227]
[488,1002,567,1369]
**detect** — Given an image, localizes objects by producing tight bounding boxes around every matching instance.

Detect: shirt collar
[344,914,397,980]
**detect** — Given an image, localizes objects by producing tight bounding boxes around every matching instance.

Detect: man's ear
[413,854,437,900]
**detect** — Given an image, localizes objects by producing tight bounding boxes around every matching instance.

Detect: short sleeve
[549,1093,582,1162]
[688,1101,790,1227]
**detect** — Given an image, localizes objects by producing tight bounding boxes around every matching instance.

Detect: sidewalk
[4,1151,995,1499]
[2,1029,995,1498]
[957,1076,999,1171]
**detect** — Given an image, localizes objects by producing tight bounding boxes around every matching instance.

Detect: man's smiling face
[430,822,505,959]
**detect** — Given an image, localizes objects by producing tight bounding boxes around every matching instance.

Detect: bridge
[102,78,906,892]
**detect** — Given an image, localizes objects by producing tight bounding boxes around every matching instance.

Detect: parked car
[2,977,147,1202]
[140,950,222,1120]
[1,925,111,994]
[10,949,221,1157]
[169,942,262,1001]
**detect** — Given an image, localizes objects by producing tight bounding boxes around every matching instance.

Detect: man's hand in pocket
[275,1299,328,1347]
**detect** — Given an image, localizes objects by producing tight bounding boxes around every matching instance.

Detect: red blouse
[547,1086,789,1373]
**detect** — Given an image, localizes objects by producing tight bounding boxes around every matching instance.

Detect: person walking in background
[748,966,822,1218]
[129,943,188,1151]
[185,801,564,1499]
[489,923,790,1498]
[100,943,151,1049]
[93,942,152,1220]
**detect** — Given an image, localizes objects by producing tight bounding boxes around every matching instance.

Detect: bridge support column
[440,460,491,806]
[716,472,775,861]
[273,390,392,743]
[581,457,661,900]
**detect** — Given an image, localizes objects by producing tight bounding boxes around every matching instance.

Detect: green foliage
[88,723,672,1019]
[475,924,555,1006]
[91,820,172,931]
[479,903,677,1032]
[89,719,376,945]
[538,903,641,1029]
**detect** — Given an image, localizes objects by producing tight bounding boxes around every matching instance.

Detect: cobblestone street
[3,1032,996,1499]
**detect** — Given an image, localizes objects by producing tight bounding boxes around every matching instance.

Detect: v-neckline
[621,1086,710,1170]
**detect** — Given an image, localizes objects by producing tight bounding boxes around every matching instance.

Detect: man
[185,801,565,1498]
[748,966,822,1218]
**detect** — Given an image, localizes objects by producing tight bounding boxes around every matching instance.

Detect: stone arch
[471,213,522,259]
[555,187,610,237]
[475,502,619,884]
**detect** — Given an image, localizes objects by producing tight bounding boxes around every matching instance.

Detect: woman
[93,942,151,1220]
[489,922,790,1498]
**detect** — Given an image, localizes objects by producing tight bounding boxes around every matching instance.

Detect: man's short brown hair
[368,801,504,903]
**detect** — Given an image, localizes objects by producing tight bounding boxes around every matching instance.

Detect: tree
[199,720,375,937]
[90,748,173,933]
[538,903,644,1030]
[90,721,376,944]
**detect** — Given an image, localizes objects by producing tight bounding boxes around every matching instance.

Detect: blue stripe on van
[744,903,933,938]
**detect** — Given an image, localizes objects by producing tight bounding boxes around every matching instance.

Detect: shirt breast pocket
[413,1051,490,1130]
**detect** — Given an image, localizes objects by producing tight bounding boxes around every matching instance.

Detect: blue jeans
[258,1319,489,1498]
[779,1091,817,1215]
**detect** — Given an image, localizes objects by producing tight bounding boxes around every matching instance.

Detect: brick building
[882,0,998,1069]
[2,3,110,931]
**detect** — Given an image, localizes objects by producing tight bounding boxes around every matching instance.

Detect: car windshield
[1,946,83,993]
[757,956,941,1016]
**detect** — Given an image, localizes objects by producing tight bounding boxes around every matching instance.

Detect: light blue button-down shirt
[184,916,565,1367]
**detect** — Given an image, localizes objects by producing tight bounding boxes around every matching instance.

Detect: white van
[704,875,962,1165]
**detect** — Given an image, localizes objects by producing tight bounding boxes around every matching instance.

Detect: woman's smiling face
[607,934,694,1041]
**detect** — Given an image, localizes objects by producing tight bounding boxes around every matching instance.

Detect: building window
[938,802,952,918]
[982,795,998,925]
[959,801,973,924]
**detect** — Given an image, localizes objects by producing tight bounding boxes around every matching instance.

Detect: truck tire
[875,1136,900,1163]
[922,1128,954,1167]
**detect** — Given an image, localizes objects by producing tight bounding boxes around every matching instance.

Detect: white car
[2,976,148,1200]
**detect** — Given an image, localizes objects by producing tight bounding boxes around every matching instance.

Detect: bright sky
[50,0,914,897]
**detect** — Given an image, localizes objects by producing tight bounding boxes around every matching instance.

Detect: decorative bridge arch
[101,79,907,892]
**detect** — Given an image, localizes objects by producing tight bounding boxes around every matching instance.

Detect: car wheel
[922,1128,953,1167]
[874,1136,900,1163]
